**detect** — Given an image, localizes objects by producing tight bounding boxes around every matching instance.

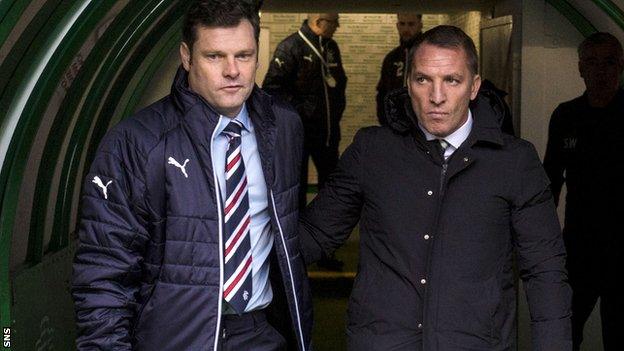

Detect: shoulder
[271,95,303,132]
[276,32,303,50]
[351,125,399,147]
[384,46,402,59]
[551,95,585,120]
[98,96,180,159]
[498,134,542,165]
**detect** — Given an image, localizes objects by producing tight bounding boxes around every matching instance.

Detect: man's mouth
[427,111,448,117]
[222,85,243,93]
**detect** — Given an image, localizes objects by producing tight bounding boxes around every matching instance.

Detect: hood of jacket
[384,86,505,147]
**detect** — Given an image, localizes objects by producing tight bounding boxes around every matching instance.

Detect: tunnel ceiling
[262,0,498,13]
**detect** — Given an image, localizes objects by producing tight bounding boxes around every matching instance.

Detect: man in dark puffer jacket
[71,1,312,350]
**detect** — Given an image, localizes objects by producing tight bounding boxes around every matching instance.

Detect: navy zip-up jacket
[72,67,312,350]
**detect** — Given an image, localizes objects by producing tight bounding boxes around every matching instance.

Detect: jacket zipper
[423,158,449,350]
[439,162,448,195]
[269,190,306,351]
[210,122,225,351]
[320,36,331,147]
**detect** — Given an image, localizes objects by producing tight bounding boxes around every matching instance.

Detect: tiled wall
[259,13,481,182]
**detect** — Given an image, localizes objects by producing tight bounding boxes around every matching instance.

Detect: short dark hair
[182,0,260,51]
[578,32,623,59]
[407,25,479,76]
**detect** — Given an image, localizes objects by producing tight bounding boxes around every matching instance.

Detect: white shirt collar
[217,103,253,134]
[419,109,473,150]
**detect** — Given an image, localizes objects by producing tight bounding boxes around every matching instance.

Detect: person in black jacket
[262,13,347,209]
[71,1,312,350]
[376,13,422,126]
[300,25,571,350]
[543,32,624,351]
[263,13,348,271]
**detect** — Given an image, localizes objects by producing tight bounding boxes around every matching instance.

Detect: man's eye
[237,54,253,61]
[206,54,219,61]
[415,77,426,83]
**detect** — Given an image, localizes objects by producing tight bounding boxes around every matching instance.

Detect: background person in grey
[376,13,423,126]
[71,1,312,350]
[543,32,624,351]
[299,25,572,350]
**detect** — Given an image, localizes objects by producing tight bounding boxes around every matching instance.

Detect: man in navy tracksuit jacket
[544,32,624,351]
[71,1,312,350]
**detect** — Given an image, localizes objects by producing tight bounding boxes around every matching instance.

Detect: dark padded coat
[72,67,312,351]
[262,20,347,149]
[300,88,572,351]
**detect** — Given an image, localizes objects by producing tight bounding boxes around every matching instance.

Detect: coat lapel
[248,87,277,191]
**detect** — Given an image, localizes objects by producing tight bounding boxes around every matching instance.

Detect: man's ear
[578,60,584,79]
[470,74,482,100]
[180,42,191,71]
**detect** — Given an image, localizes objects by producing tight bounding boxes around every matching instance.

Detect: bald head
[308,13,340,38]
[397,13,423,43]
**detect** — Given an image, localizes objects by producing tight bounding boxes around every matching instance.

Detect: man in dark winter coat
[300,25,572,351]
[376,13,423,126]
[544,32,624,351]
[71,1,312,350]
[262,13,348,210]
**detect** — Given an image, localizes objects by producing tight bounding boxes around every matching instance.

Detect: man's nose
[223,56,240,78]
[429,82,446,105]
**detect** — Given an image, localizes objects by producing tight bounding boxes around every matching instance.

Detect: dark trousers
[566,249,622,351]
[299,142,339,208]
[218,310,287,351]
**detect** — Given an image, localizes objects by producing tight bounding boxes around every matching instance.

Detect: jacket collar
[384,87,504,148]
[247,87,277,188]
[299,20,324,48]
[399,35,418,50]
[581,88,624,110]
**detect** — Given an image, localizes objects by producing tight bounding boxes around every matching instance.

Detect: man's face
[397,14,423,42]
[579,43,623,95]
[317,14,340,38]
[180,20,258,117]
[408,43,481,138]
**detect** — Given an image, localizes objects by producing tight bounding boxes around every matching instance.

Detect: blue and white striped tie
[221,120,252,314]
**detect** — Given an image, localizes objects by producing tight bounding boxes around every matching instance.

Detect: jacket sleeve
[510,142,572,351]
[71,129,150,350]
[262,40,298,100]
[543,106,566,206]
[298,128,366,265]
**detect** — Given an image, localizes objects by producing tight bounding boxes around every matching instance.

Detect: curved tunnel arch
[0,0,622,346]
[0,0,187,333]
